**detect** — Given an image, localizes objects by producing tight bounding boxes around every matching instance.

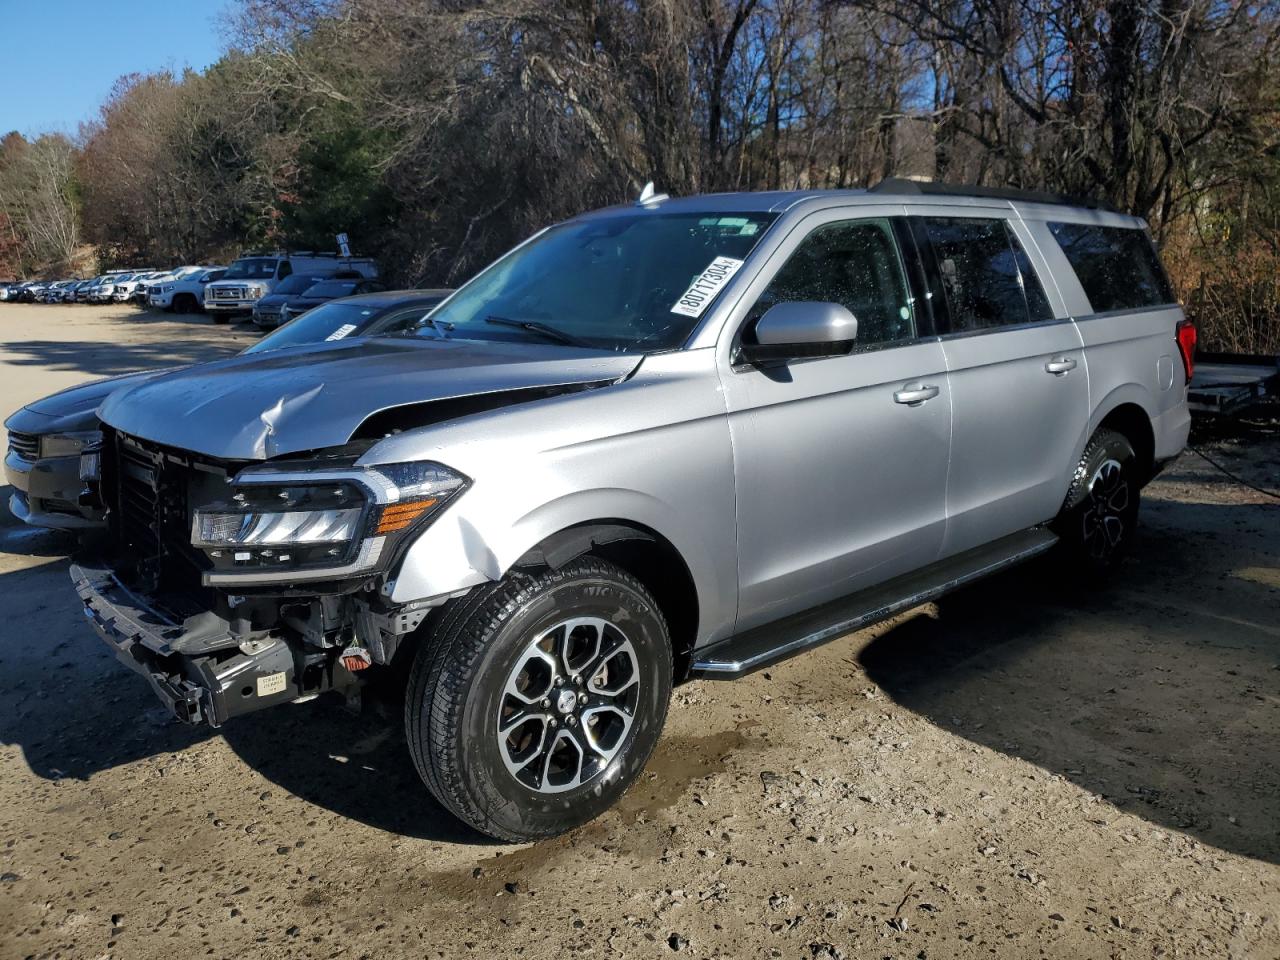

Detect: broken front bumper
[70,562,304,726]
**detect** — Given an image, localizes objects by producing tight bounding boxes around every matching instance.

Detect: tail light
[1175,319,1196,383]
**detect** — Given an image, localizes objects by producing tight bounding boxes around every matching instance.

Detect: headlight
[40,430,100,458]
[191,461,468,585]
[162,285,174,293]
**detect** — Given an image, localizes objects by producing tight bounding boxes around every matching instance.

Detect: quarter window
[1047,222,1175,313]
[754,218,916,346]
[923,218,1053,332]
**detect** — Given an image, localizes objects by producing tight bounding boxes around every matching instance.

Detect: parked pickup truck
[148,267,226,313]
[66,182,1191,842]
[203,253,378,321]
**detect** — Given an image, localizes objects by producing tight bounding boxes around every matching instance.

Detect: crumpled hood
[99,337,640,460]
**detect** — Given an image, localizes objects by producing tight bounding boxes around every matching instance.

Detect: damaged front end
[71,429,467,726]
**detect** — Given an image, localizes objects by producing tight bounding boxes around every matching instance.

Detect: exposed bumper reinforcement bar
[70,562,303,727]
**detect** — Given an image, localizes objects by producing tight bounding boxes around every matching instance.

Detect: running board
[689,527,1059,680]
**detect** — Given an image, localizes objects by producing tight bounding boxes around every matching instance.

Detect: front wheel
[1054,428,1141,573]
[405,557,673,841]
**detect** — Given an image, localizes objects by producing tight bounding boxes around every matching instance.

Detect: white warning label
[257,672,287,697]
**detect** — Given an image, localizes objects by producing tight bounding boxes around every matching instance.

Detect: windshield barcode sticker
[671,256,745,318]
[325,324,359,341]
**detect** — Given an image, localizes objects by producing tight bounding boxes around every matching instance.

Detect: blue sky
[0,0,231,137]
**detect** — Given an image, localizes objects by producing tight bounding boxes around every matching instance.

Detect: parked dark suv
[249,273,331,328]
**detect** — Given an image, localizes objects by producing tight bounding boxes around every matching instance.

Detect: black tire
[405,556,673,841]
[211,313,230,325]
[172,294,195,315]
[1054,427,1141,573]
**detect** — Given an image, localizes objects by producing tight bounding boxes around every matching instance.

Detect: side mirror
[738,301,858,364]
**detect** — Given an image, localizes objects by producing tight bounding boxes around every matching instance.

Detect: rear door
[1031,219,1189,463]
[721,209,952,631]
[912,212,1089,557]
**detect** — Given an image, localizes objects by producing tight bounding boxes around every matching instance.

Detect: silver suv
[67,181,1193,841]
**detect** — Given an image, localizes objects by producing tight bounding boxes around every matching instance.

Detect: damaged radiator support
[72,557,446,726]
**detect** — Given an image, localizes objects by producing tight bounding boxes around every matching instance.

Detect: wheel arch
[510,520,701,681]
[1093,400,1156,483]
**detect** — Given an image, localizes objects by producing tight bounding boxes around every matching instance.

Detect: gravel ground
[1,302,1277,960]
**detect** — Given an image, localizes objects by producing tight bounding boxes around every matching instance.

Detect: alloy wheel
[1081,458,1129,561]
[496,617,640,794]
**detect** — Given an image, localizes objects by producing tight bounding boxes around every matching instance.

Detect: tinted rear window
[923,217,1054,332]
[274,274,327,295]
[304,280,360,298]
[1048,222,1175,313]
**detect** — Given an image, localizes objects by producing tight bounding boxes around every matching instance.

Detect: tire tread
[404,558,666,841]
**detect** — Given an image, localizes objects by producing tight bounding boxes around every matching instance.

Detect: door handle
[1045,357,1077,375]
[893,384,940,406]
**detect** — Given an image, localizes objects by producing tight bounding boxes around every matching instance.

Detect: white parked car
[203,252,378,322]
[149,267,226,314]
[110,271,158,302]
[43,281,75,302]
[145,266,217,305]
[86,274,127,303]
[72,277,105,302]
[125,272,165,302]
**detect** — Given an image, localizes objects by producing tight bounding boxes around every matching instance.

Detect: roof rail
[870,177,1115,212]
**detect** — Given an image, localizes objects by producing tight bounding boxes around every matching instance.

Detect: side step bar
[689,527,1059,680]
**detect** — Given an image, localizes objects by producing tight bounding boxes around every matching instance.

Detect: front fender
[387,486,734,648]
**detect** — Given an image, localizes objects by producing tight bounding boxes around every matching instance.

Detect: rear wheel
[405,557,673,841]
[1054,428,1141,573]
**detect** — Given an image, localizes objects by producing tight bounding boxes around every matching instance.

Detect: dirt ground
[0,301,1277,960]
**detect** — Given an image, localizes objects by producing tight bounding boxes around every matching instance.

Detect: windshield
[244,300,389,354]
[302,279,360,298]
[223,258,278,280]
[273,274,327,296]
[200,269,226,282]
[424,211,777,352]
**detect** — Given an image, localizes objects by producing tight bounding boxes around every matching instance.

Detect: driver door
[720,212,952,633]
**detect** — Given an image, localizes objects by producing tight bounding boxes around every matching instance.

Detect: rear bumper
[70,562,309,726]
[1152,400,1192,462]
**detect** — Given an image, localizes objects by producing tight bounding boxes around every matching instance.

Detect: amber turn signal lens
[373,497,439,534]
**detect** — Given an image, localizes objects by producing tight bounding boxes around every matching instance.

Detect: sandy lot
[1,302,1277,960]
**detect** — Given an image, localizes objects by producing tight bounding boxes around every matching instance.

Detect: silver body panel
[87,189,1191,652]
[366,348,742,646]
[98,338,640,460]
